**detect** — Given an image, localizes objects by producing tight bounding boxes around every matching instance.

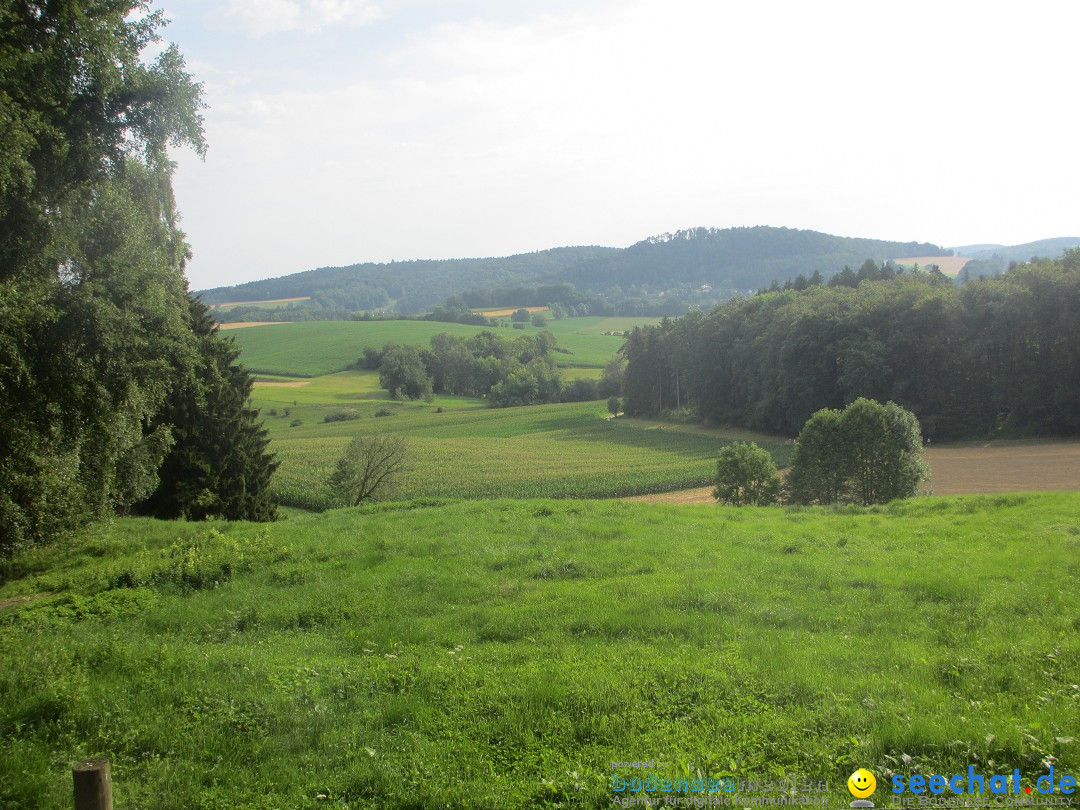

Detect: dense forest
[622,252,1080,440]
[197,227,958,319]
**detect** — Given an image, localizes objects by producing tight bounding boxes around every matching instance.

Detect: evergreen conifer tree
[135,297,277,521]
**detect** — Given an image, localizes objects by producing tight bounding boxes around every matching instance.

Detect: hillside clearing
[211,296,312,309]
[474,305,550,317]
[889,256,972,276]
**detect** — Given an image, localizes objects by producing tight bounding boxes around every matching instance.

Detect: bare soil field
[922,440,1080,495]
[218,321,292,330]
[625,440,1080,504]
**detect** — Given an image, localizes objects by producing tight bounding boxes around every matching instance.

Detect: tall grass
[1,494,1077,807]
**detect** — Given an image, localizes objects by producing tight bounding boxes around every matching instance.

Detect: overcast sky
[159,0,1080,291]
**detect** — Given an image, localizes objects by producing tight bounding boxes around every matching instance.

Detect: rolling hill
[195,226,950,315]
[952,237,1080,262]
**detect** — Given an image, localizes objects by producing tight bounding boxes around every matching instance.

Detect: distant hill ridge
[195,226,1074,315]
[951,237,1080,262]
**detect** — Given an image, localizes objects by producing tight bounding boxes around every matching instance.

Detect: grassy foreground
[1,494,1078,808]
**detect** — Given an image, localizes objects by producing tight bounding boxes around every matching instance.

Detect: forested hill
[196,247,618,313]
[552,226,948,291]
[196,226,949,315]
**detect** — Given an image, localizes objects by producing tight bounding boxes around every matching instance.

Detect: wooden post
[72,757,112,810]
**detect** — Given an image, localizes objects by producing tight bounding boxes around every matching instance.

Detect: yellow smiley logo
[848,768,877,799]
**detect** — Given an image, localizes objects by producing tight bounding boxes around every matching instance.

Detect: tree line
[1,4,276,555]
[622,253,1080,439]
[362,331,621,407]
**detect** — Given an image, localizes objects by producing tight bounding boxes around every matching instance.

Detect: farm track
[625,440,1080,504]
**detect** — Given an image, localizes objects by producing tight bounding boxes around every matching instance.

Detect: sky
[157,0,1080,291]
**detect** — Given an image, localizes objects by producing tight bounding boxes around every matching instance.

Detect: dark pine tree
[135,297,278,521]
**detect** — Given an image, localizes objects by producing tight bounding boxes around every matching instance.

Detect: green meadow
[250,371,787,511]
[228,316,658,377]
[1,494,1077,808]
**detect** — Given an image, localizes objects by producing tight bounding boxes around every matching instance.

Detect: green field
[252,372,788,511]
[227,316,658,377]
[2,494,1077,808]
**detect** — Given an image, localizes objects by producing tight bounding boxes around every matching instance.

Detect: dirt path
[625,441,1080,505]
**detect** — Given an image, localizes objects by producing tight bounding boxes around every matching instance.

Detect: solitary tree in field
[713,442,782,506]
[329,434,408,507]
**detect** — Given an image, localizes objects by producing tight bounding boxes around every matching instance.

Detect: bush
[512,322,526,330]
[713,442,781,506]
[607,396,621,416]
[374,408,394,418]
[531,313,547,327]
[289,419,303,427]
[324,409,361,423]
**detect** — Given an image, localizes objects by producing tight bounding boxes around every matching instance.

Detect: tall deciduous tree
[0,2,205,553]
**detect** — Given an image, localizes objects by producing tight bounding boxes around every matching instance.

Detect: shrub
[324,409,361,423]
[374,408,394,418]
[289,419,303,427]
[713,442,781,506]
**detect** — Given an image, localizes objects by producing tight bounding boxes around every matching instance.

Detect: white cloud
[175,0,1080,289]
[217,0,380,37]
[309,0,382,26]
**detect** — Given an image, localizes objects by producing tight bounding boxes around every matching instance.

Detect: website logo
[849,769,878,808]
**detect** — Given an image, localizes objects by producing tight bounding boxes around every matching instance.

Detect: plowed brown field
[625,440,1080,504]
